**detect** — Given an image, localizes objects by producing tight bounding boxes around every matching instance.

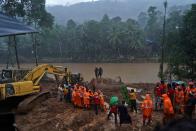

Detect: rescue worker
[185,82,196,103]
[175,87,184,113]
[93,92,100,115]
[181,83,186,92]
[107,104,118,124]
[75,88,82,107]
[141,94,153,126]
[184,92,196,119]
[57,85,64,102]
[79,86,85,107]
[162,94,174,124]
[154,83,162,111]
[72,88,77,107]
[89,90,94,107]
[159,80,167,94]
[83,89,90,109]
[167,83,175,106]
[66,85,72,103]
[99,92,106,112]
[129,89,137,113]
[63,87,68,101]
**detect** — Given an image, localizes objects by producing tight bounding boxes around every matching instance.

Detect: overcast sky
[46,0,98,6]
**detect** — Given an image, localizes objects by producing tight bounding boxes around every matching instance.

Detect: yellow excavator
[0,64,69,101]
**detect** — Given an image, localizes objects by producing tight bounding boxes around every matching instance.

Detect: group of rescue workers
[57,80,195,126]
[154,81,196,123]
[142,80,196,126]
[58,83,106,114]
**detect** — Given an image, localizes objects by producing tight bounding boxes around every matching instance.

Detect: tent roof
[0,12,38,37]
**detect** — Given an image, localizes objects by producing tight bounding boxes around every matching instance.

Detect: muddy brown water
[0,63,165,83]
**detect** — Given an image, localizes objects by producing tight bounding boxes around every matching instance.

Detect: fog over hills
[46,0,195,25]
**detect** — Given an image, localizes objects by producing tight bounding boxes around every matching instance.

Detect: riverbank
[0,57,160,64]
[0,63,163,83]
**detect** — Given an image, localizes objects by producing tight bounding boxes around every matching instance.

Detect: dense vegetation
[164,4,196,80]
[0,1,195,80]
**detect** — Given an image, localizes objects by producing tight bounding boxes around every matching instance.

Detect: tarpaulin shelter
[0,13,37,37]
[0,12,38,69]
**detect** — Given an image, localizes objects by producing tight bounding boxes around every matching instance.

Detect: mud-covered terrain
[15,79,164,131]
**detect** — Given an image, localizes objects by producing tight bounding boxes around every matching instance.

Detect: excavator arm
[0,64,67,101]
[23,64,67,85]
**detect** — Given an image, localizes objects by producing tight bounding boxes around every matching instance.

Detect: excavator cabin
[0,69,29,84]
[0,64,83,101]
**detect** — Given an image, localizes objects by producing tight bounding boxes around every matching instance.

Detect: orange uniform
[141,94,153,125]
[141,94,153,117]
[162,94,174,124]
[72,90,77,106]
[163,94,174,114]
[99,94,106,112]
[175,89,184,104]
[83,91,90,108]
[175,88,184,113]
[75,90,82,107]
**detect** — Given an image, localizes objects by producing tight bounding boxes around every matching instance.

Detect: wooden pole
[32,34,38,66]
[160,0,167,80]
[13,35,20,69]
[6,36,11,69]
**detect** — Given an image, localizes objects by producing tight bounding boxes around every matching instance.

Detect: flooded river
[0,63,163,83]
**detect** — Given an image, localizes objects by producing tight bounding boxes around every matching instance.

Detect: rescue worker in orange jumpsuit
[99,93,106,112]
[141,94,153,126]
[75,88,82,107]
[89,90,94,105]
[72,88,77,107]
[83,89,90,109]
[175,87,184,113]
[80,86,85,107]
[162,94,174,124]
[97,90,105,111]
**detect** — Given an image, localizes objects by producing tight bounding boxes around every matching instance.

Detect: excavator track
[17,91,50,114]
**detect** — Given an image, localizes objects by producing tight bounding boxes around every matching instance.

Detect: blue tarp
[0,12,38,37]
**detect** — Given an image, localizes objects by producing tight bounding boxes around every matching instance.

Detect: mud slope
[16,78,163,131]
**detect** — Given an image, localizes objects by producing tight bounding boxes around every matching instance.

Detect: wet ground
[14,78,166,131]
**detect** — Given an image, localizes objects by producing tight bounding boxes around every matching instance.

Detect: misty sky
[46,0,98,6]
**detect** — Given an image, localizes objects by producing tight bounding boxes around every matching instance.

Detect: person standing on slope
[162,94,174,124]
[141,94,153,126]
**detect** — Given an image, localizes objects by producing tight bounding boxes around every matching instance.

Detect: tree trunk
[13,35,20,69]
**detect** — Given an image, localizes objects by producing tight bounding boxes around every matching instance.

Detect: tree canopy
[0,2,195,81]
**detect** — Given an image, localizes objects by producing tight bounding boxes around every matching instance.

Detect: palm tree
[108,27,122,57]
